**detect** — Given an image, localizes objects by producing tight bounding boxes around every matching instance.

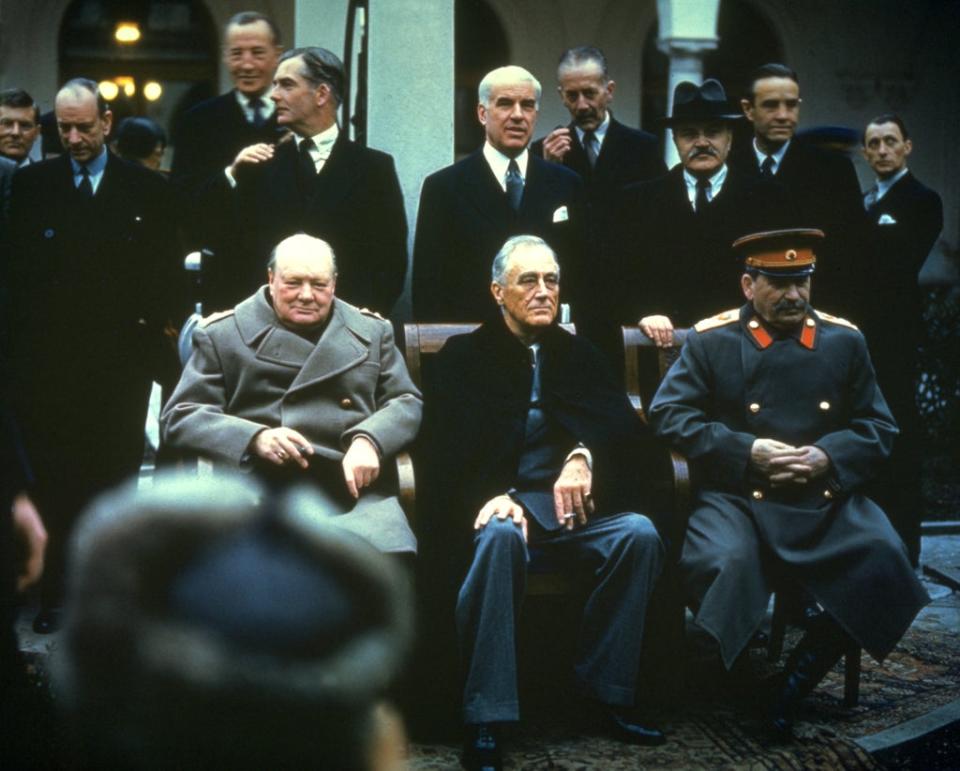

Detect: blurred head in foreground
[56,473,411,771]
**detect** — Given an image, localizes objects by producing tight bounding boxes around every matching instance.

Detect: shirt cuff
[224,166,237,188]
[565,445,593,471]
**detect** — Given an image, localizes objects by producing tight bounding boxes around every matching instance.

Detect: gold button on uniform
[819,401,830,411]
[340,398,353,409]
[749,403,760,413]
[752,489,764,500]
[823,489,834,500]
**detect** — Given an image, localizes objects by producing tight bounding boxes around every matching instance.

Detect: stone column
[294,0,454,318]
[656,0,720,168]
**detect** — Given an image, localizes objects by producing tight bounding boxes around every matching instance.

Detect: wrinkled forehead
[273,249,335,280]
[54,90,99,120]
[489,80,537,102]
[865,121,904,142]
[505,245,559,278]
[558,61,606,86]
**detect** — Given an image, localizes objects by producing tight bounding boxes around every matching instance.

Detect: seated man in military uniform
[649,228,929,737]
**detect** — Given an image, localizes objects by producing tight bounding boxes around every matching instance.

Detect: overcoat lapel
[289,303,370,391]
[303,134,359,213]
[460,151,514,225]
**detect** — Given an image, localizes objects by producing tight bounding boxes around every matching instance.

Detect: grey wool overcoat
[161,289,422,553]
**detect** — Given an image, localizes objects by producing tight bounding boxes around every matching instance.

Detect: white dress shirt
[234,90,276,123]
[683,164,728,210]
[752,137,790,175]
[483,142,529,191]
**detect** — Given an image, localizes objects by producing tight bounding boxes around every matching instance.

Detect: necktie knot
[249,97,266,127]
[761,155,775,177]
[505,159,524,211]
[77,165,93,198]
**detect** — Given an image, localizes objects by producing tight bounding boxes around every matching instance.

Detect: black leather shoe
[32,607,62,635]
[461,723,502,771]
[603,705,666,746]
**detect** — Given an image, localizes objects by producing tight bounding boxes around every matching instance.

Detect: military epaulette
[199,309,235,328]
[694,308,739,333]
[814,310,859,330]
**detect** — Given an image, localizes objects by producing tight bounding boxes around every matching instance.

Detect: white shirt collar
[235,90,275,122]
[483,142,529,191]
[682,164,728,209]
[876,167,909,200]
[575,111,611,148]
[296,123,340,163]
[752,137,790,174]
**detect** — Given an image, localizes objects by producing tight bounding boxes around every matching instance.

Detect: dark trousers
[455,512,663,724]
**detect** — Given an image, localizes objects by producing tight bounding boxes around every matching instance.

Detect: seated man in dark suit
[222,47,407,315]
[612,79,781,350]
[649,229,929,738]
[858,114,944,563]
[421,235,666,770]
[161,234,421,556]
[412,66,585,323]
[170,10,284,289]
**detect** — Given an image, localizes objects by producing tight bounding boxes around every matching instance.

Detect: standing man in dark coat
[5,78,181,633]
[612,79,782,352]
[222,47,407,316]
[649,229,929,738]
[531,46,664,367]
[857,114,943,564]
[421,235,666,769]
[170,10,284,291]
[412,66,584,323]
[730,64,865,310]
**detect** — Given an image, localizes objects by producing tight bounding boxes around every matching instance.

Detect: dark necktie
[695,177,711,213]
[505,159,524,211]
[77,165,93,198]
[583,130,599,168]
[297,139,316,186]
[760,155,775,178]
[250,97,266,128]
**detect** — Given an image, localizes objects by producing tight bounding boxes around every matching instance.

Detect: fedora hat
[661,78,741,126]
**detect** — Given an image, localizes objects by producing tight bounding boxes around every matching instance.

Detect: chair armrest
[395,451,415,525]
[668,449,691,517]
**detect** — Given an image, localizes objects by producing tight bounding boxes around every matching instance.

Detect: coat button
[752,489,764,500]
[340,398,353,409]
[823,489,834,500]
[819,401,831,410]
[749,402,761,413]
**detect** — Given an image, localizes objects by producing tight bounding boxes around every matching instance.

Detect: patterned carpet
[407,621,960,770]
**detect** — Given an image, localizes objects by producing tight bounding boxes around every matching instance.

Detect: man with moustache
[6,78,180,633]
[612,79,782,351]
[421,235,666,769]
[221,47,407,314]
[171,11,284,305]
[856,114,943,563]
[649,229,928,738]
[730,64,864,310]
[412,66,584,323]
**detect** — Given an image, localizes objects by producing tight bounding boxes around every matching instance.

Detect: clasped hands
[473,456,594,541]
[251,427,380,499]
[750,438,830,486]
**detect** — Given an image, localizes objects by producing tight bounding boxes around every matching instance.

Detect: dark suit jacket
[412,150,585,322]
[858,171,943,407]
[5,152,181,488]
[171,91,283,248]
[419,319,664,580]
[606,165,787,336]
[729,137,865,311]
[216,133,408,315]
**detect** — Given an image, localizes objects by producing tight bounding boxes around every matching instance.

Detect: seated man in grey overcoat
[161,234,421,554]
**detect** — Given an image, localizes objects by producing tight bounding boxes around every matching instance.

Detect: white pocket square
[878,213,897,225]
[553,205,569,223]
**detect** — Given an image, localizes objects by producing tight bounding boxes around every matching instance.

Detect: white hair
[478,65,542,107]
[491,235,558,285]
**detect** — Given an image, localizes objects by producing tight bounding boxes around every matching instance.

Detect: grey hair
[491,235,558,285]
[478,65,542,107]
[267,233,338,275]
[557,46,609,81]
[56,77,108,116]
[280,47,345,106]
